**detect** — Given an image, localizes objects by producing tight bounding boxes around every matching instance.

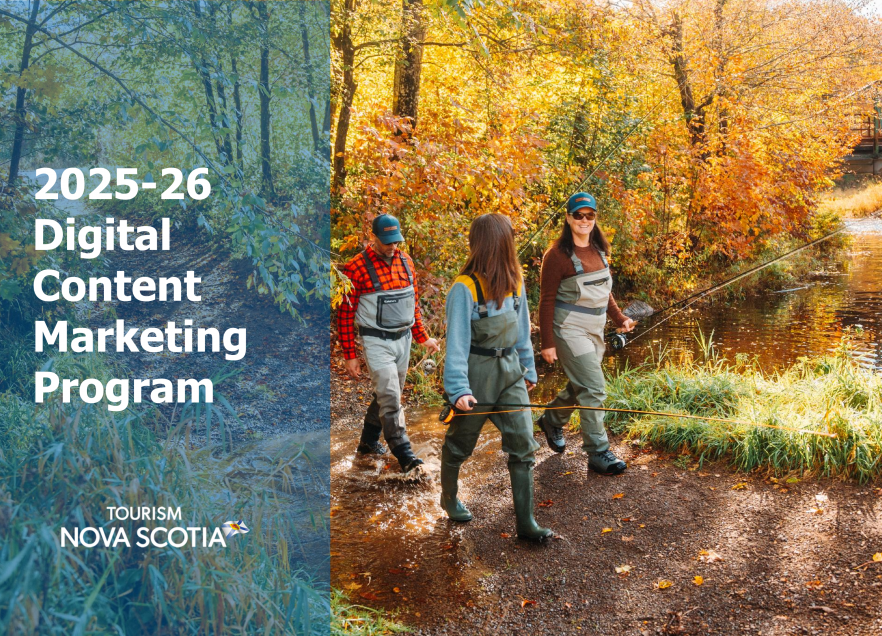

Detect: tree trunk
[299,2,321,154]
[332,0,357,194]
[714,0,729,142]
[193,2,224,162]
[257,0,275,200]
[391,0,426,132]
[7,0,41,190]
[208,3,233,164]
[231,55,244,174]
[667,12,705,150]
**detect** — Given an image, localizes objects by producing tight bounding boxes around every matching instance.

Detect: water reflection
[609,223,882,373]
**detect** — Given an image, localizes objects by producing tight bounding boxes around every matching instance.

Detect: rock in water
[623,300,654,319]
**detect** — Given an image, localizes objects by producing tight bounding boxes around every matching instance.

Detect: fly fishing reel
[609,332,628,351]
[439,404,455,424]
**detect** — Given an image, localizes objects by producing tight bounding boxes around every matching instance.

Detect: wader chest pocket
[583,277,610,287]
[377,289,415,329]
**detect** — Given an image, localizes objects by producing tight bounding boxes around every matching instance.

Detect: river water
[608,219,882,373]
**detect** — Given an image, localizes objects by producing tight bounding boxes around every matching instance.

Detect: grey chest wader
[440,276,552,541]
[355,251,416,453]
[543,249,613,453]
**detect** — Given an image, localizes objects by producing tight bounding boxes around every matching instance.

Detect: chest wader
[440,277,553,542]
[354,252,416,460]
[543,250,612,454]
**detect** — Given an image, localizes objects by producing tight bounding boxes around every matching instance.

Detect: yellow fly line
[440,402,836,439]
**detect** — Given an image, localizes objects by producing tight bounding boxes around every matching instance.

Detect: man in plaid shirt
[338,214,439,473]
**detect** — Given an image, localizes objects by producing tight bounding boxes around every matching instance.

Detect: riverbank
[330,346,882,634]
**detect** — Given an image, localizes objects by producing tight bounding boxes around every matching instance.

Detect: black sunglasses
[569,210,596,221]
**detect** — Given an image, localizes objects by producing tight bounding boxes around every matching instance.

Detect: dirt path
[88,224,330,440]
[331,369,882,635]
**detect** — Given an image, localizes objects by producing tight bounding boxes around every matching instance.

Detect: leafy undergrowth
[0,375,328,634]
[331,590,407,635]
[598,334,882,483]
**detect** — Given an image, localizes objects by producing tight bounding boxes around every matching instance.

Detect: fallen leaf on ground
[612,493,625,499]
[440,543,454,550]
[521,599,536,608]
[561,471,574,475]
[500,533,511,538]
[538,500,554,508]
[621,536,634,542]
[615,565,632,574]
[810,605,835,614]
[392,587,400,593]
[344,582,362,591]
[731,482,748,490]
[805,579,823,588]
[601,527,613,534]
[693,576,704,586]
[359,591,380,601]
[815,493,828,502]
[657,580,673,589]
[621,517,634,522]
[698,549,724,562]
[873,553,882,562]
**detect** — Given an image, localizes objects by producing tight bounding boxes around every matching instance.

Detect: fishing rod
[438,401,837,438]
[606,211,882,351]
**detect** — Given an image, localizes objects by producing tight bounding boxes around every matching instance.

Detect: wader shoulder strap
[399,253,414,285]
[468,274,489,318]
[569,252,584,275]
[597,249,609,268]
[512,284,521,311]
[362,250,383,291]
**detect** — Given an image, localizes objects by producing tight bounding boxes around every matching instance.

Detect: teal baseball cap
[567,192,597,214]
[371,214,404,244]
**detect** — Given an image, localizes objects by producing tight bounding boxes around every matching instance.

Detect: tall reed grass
[817,179,882,219]
[0,378,328,634]
[601,334,882,482]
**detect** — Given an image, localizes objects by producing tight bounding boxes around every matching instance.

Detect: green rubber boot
[509,463,553,542]
[440,447,472,522]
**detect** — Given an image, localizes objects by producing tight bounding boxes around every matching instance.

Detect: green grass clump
[331,590,408,635]
[601,335,882,482]
[0,386,328,634]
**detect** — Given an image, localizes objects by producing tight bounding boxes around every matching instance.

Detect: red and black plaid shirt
[337,245,429,360]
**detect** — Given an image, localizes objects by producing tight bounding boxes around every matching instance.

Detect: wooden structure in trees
[843,98,882,175]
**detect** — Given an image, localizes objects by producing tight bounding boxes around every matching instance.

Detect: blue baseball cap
[371,214,404,244]
[567,192,597,214]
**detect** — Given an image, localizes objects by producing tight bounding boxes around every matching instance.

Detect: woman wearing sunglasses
[536,192,636,475]
[441,214,553,542]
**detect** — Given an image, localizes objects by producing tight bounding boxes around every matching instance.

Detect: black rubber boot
[440,447,472,522]
[390,442,424,473]
[355,423,387,456]
[537,415,566,453]
[509,463,553,542]
[588,449,627,476]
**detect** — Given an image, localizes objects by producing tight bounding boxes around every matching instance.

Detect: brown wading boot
[509,463,553,542]
[588,449,627,476]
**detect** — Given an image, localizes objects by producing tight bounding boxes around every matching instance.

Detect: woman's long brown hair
[460,214,521,307]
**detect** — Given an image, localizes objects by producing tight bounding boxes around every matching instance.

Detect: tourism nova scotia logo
[59,507,249,549]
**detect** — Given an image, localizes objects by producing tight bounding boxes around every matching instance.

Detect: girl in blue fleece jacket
[440,214,553,542]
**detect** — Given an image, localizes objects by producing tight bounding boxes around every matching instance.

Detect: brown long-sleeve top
[538,244,628,350]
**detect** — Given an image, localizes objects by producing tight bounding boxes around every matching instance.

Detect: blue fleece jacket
[443,275,538,404]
